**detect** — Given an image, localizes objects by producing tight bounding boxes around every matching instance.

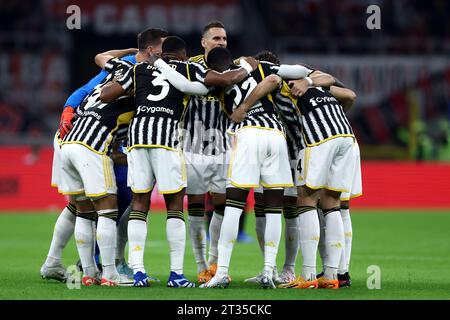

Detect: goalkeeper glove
[59,106,75,139]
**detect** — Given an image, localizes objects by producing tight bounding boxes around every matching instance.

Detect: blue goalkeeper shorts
[114,163,131,221]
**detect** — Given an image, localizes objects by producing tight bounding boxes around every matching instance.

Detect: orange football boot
[278,276,318,289]
[318,277,339,289]
[197,270,213,283]
[207,264,232,282]
[208,263,217,276]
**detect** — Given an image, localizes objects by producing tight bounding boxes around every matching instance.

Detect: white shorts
[127,147,186,194]
[227,128,293,189]
[59,143,117,199]
[296,136,357,193]
[254,159,298,197]
[185,152,228,195]
[51,133,62,190]
[340,141,362,201]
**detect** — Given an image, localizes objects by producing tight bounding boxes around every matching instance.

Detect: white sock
[96,214,119,279]
[317,208,327,272]
[298,208,320,281]
[188,215,207,273]
[217,206,242,276]
[74,217,96,277]
[207,212,224,266]
[166,217,186,274]
[255,216,266,256]
[92,223,98,273]
[116,205,131,262]
[323,210,345,280]
[45,206,76,266]
[263,213,282,276]
[283,216,299,274]
[339,208,352,274]
[127,219,147,274]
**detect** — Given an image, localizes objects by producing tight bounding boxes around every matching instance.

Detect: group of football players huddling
[40,21,361,290]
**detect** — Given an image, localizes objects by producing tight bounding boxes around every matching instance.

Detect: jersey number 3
[146,71,170,102]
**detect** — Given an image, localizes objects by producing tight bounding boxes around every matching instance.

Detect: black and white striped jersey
[294,87,354,146]
[221,62,285,135]
[184,54,229,155]
[117,58,206,151]
[62,58,135,154]
[274,81,305,160]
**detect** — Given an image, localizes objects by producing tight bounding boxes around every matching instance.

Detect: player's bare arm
[100,81,127,103]
[288,71,335,97]
[309,71,336,88]
[231,74,282,123]
[94,48,138,69]
[270,64,329,96]
[203,57,259,87]
[329,86,357,111]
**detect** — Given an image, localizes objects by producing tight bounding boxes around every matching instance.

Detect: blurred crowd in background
[263,0,450,54]
[0,0,449,160]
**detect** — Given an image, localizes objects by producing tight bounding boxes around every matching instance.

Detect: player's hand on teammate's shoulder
[233,56,245,65]
[234,56,259,72]
[288,79,310,98]
[242,56,259,72]
[229,107,246,123]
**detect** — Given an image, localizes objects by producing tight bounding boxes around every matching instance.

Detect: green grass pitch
[1,210,450,300]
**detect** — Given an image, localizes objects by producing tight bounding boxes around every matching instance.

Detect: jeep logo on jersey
[137,105,174,115]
